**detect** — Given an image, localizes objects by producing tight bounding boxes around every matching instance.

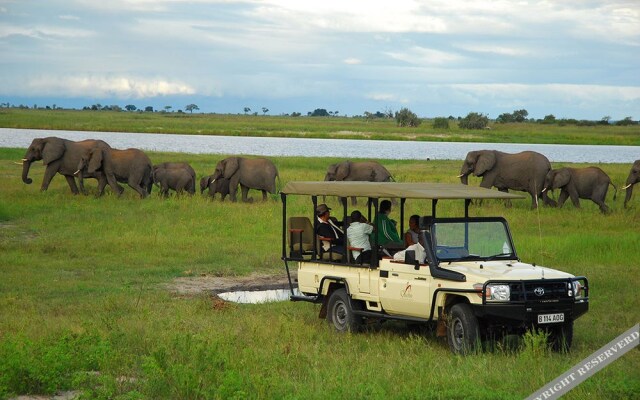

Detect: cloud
[23,76,196,98]
[343,58,362,65]
[0,24,94,40]
[386,47,464,66]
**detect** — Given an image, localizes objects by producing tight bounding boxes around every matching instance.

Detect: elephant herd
[19,137,639,212]
[20,136,279,202]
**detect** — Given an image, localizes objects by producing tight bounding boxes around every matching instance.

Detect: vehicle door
[379,261,431,319]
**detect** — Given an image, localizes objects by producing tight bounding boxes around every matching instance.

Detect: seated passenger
[372,200,403,251]
[347,210,373,264]
[315,203,345,256]
[405,214,427,248]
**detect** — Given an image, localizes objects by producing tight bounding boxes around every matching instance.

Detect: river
[1,128,637,163]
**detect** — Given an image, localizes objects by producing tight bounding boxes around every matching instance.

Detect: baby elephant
[153,163,196,198]
[200,175,230,201]
[543,167,617,214]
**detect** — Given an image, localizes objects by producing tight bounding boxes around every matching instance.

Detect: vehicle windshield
[431,219,516,261]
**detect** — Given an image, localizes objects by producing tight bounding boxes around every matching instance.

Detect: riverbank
[1,108,638,145]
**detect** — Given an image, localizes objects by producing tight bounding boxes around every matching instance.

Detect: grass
[1,147,639,399]
[1,108,639,145]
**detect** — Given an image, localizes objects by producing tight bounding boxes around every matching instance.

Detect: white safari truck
[280,182,589,354]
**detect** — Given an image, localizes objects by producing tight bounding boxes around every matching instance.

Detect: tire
[447,303,480,355]
[327,288,362,333]
[548,321,574,352]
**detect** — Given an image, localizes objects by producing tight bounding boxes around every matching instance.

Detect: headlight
[571,280,583,298]
[474,283,510,301]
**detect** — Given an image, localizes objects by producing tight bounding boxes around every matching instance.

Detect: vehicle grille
[509,281,570,302]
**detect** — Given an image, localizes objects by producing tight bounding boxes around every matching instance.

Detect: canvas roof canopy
[281,181,525,200]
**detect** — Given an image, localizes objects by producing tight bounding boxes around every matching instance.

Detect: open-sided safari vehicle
[280,182,589,354]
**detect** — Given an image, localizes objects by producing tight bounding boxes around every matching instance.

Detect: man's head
[409,214,420,230]
[316,203,331,219]
[379,200,392,214]
[350,210,363,224]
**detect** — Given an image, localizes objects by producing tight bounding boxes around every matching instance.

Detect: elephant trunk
[21,159,33,184]
[624,182,634,207]
[459,173,469,185]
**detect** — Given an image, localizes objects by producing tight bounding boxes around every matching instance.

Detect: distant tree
[334,110,339,116]
[459,112,489,129]
[243,107,251,115]
[125,104,137,112]
[291,112,301,117]
[432,117,450,129]
[615,116,636,126]
[185,104,199,114]
[395,107,421,127]
[144,106,154,112]
[310,108,330,117]
[541,114,556,124]
[262,107,269,115]
[598,116,611,125]
[513,109,528,122]
[496,113,514,123]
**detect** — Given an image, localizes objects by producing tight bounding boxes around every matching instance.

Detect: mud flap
[319,297,328,319]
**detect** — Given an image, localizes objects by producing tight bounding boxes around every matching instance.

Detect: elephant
[543,167,616,214]
[210,157,278,202]
[324,160,393,205]
[153,162,196,194]
[21,136,119,195]
[153,167,195,198]
[623,160,640,208]
[76,147,153,198]
[459,150,556,209]
[200,175,230,201]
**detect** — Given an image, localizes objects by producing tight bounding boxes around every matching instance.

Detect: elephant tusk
[14,161,24,165]
[22,158,28,162]
[457,174,465,178]
[541,187,547,193]
[622,184,631,190]
[73,169,80,176]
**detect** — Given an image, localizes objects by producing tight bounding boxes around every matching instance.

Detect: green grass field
[1,108,639,145]
[1,145,638,399]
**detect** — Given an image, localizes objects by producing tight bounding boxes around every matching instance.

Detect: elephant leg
[40,164,60,192]
[557,190,569,208]
[64,175,80,195]
[568,190,580,208]
[240,184,250,202]
[128,179,148,198]
[228,179,239,202]
[262,190,268,201]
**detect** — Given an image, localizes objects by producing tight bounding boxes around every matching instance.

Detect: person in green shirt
[372,200,403,250]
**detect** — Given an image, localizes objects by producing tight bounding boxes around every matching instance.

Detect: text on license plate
[538,313,564,324]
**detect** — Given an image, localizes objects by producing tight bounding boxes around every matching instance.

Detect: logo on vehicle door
[401,283,412,298]
[534,287,545,296]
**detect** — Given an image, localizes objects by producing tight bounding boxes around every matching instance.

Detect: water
[1,128,638,163]
[217,288,298,304]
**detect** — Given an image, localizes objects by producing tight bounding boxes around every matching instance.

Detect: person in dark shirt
[315,203,345,256]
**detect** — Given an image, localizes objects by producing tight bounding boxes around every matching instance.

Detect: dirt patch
[166,272,297,296]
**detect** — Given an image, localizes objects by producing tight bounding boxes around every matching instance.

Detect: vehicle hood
[442,261,575,282]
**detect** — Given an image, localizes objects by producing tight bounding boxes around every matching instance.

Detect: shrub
[395,108,421,127]
[432,117,450,129]
[459,112,489,129]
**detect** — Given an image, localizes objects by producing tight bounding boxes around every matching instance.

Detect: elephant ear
[335,161,351,180]
[42,138,65,165]
[474,152,496,176]
[554,169,571,188]
[88,148,103,174]
[223,157,239,179]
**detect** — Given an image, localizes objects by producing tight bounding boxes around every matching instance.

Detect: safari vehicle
[280,182,589,354]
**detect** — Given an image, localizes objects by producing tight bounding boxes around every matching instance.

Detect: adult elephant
[21,136,119,195]
[153,162,196,194]
[543,167,616,214]
[200,175,230,201]
[459,150,556,209]
[623,160,640,208]
[324,160,393,205]
[210,157,278,202]
[76,147,153,198]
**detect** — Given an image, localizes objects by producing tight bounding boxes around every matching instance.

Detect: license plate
[538,313,564,324]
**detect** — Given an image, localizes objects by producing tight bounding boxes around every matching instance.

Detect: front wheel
[327,288,362,333]
[547,321,574,352]
[447,303,480,355]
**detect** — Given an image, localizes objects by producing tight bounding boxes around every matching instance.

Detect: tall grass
[1,109,639,145]
[0,147,639,399]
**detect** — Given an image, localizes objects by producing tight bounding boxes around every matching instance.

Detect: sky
[1,0,639,120]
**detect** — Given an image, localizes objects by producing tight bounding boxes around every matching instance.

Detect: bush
[459,112,489,129]
[432,117,450,129]
[395,108,421,127]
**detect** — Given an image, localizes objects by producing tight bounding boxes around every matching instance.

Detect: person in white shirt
[347,210,373,264]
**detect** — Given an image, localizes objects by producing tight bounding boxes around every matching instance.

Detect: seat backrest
[287,217,315,258]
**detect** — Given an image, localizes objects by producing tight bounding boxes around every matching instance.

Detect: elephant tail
[610,182,617,201]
